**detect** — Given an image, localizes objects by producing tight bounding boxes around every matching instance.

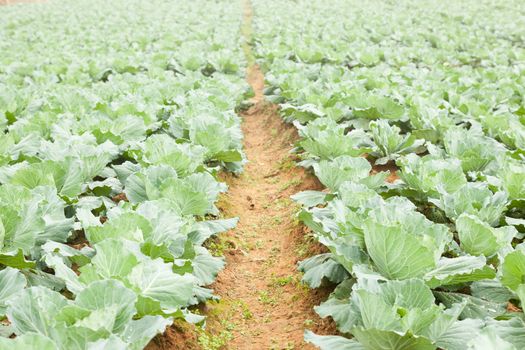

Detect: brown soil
[147,321,200,350]
[200,64,336,350]
[371,161,400,183]
[149,1,337,349]
[147,64,336,350]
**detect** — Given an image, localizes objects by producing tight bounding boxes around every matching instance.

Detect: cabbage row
[0,0,248,348]
[252,0,525,349]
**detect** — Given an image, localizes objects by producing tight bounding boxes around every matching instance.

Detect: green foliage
[254,0,525,348]
[0,0,247,347]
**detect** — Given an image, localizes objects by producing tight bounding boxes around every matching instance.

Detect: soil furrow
[149,1,336,349]
[196,1,336,348]
[204,62,334,349]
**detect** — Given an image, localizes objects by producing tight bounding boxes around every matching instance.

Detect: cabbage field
[0,0,247,348]
[253,0,525,348]
[1,0,525,349]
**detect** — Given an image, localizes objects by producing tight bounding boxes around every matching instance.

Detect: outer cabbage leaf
[304,330,365,350]
[312,156,371,192]
[369,120,424,165]
[0,333,58,350]
[430,182,508,226]
[0,267,27,316]
[456,214,515,257]
[363,198,450,279]
[397,154,466,198]
[443,127,505,173]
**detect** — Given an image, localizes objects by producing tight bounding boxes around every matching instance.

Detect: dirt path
[148,1,336,349]
[147,64,334,350]
[203,62,335,349]
[193,1,336,348]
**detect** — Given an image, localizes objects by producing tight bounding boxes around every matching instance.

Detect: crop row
[252,0,525,349]
[0,1,248,348]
